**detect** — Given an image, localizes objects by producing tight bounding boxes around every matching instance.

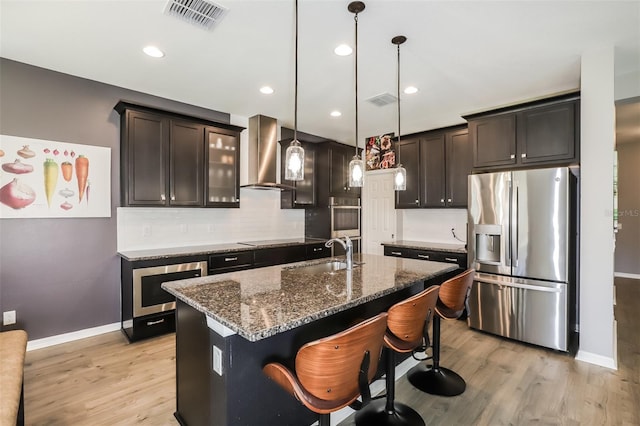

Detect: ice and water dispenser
[473,224,502,265]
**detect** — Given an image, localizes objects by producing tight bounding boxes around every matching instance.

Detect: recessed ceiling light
[334,44,353,56]
[404,86,418,94]
[143,45,164,58]
[330,110,342,117]
[260,86,274,94]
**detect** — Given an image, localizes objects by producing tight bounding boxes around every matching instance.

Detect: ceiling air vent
[164,0,229,31]
[366,93,398,107]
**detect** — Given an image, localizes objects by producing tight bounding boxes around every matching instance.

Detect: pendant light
[284,0,305,181]
[348,1,365,188]
[392,35,407,191]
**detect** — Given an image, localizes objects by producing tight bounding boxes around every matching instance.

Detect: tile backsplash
[117,189,304,251]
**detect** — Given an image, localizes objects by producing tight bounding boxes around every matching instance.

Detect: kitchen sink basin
[291,260,363,274]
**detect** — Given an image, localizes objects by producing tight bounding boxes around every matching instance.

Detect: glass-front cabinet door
[206,127,240,207]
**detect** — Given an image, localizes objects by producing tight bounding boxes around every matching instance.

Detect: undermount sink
[295,260,348,274]
[292,260,363,274]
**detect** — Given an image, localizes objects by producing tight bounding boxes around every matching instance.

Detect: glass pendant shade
[348,154,364,187]
[285,140,304,181]
[394,163,407,191]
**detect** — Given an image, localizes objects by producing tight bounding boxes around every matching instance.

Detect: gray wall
[615,140,640,275]
[0,58,228,339]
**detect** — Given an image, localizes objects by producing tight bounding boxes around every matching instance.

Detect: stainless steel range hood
[241,114,295,190]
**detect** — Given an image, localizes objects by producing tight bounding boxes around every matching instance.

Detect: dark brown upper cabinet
[395,137,421,208]
[329,142,361,198]
[206,126,241,207]
[280,141,316,209]
[116,101,244,208]
[396,126,471,209]
[466,94,579,170]
[170,120,205,206]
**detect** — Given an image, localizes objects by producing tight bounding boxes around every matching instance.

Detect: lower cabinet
[383,245,467,268]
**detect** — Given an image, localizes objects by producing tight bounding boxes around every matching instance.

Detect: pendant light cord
[397,42,401,144]
[294,0,298,143]
[354,10,359,157]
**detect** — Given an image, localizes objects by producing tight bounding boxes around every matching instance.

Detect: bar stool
[407,268,475,396]
[355,285,440,426]
[262,312,388,426]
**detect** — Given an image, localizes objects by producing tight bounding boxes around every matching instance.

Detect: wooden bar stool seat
[355,285,440,426]
[408,268,475,396]
[263,312,388,426]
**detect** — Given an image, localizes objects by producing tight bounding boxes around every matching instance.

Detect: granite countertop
[162,253,457,342]
[382,240,467,254]
[118,238,327,261]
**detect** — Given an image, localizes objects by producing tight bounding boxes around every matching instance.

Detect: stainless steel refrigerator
[467,167,578,351]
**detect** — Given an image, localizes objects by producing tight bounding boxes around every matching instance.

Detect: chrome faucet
[325,236,353,270]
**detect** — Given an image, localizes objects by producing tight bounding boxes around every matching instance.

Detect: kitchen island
[162,253,458,426]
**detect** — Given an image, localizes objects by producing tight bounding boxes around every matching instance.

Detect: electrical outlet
[3,310,16,325]
[213,345,223,376]
[142,224,152,237]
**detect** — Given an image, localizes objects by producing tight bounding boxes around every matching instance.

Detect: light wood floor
[23,278,640,425]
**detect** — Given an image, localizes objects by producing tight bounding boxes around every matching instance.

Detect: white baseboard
[27,322,121,351]
[575,348,617,370]
[614,272,640,280]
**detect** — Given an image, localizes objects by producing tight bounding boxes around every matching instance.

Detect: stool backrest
[295,312,388,403]
[439,269,475,317]
[387,285,440,348]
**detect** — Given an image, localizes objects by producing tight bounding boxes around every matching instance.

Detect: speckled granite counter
[162,253,457,342]
[382,240,467,253]
[118,237,327,261]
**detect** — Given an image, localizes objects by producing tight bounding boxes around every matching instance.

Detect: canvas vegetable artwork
[0,135,110,219]
[0,141,92,212]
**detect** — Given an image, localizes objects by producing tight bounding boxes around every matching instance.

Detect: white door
[362,170,398,255]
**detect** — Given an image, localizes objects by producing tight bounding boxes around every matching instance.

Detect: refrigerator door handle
[505,180,512,267]
[514,184,519,268]
[476,277,563,293]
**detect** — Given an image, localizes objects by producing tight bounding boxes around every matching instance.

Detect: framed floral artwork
[365,133,395,171]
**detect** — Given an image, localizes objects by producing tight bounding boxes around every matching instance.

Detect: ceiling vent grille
[164,0,228,31]
[366,93,398,107]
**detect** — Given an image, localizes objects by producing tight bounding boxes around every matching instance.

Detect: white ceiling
[1,0,639,145]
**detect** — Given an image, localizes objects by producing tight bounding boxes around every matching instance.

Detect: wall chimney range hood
[241,114,295,190]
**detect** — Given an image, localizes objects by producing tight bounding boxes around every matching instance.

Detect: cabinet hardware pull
[171,195,175,201]
[440,199,444,203]
[415,200,419,204]
[445,257,457,262]
[161,194,166,201]
[225,257,238,262]
[510,154,515,159]
[418,254,430,259]
[147,319,165,326]
[391,251,402,256]
[521,153,527,158]
[447,198,452,202]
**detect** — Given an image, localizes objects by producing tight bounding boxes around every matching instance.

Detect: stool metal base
[407,364,466,396]
[355,398,425,426]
